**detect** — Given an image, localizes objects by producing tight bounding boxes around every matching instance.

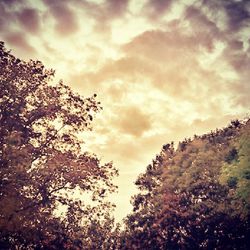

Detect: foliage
[0,42,118,249]
[220,120,250,214]
[123,119,250,249]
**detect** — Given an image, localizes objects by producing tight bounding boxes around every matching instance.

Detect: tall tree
[0,42,118,249]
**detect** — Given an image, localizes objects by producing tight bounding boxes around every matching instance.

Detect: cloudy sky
[1,0,250,221]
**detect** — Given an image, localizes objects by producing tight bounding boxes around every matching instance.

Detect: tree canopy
[0,41,118,249]
[123,119,250,249]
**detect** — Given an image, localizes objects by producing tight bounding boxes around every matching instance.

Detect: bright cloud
[1,0,249,222]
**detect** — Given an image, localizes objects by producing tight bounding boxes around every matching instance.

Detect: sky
[1,0,250,222]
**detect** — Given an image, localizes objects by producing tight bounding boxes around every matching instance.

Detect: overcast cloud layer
[1,0,250,221]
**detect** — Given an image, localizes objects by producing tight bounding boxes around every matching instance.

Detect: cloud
[184,6,222,50]
[119,29,212,96]
[4,32,36,55]
[224,47,250,74]
[0,0,24,7]
[143,0,174,20]
[223,0,250,32]
[67,56,158,95]
[67,21,246,118]
[69,0,129,37]
[122,28,205,64]
[0,1,15,32]
[17,8,41,34]
[201,0,250,32]
[217,37,250,108]
[106,0,129,17]
[43,0,79,36]
[112,106,152,137]
[0,9,7,32]
[191,115,240,133]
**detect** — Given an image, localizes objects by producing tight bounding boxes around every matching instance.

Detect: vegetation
[1,42,250,249]
[0,42,118,249]
[123,119,250,249]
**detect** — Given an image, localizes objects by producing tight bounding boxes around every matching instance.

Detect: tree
[122,144,174,250]
[0,41,118,249]
[123,120,250,249]
[220,119,250,216]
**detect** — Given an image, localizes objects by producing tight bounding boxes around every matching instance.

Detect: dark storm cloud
[43,0,79,36]
[224,0,250,31]
[17,8,41,34]
[201,0,250,32]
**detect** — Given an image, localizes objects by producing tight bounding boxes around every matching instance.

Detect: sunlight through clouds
[1,0,249,222]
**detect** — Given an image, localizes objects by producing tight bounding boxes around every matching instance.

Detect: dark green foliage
[227,176,238,188]
[243,171,250,180]
[225,148,238,163]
